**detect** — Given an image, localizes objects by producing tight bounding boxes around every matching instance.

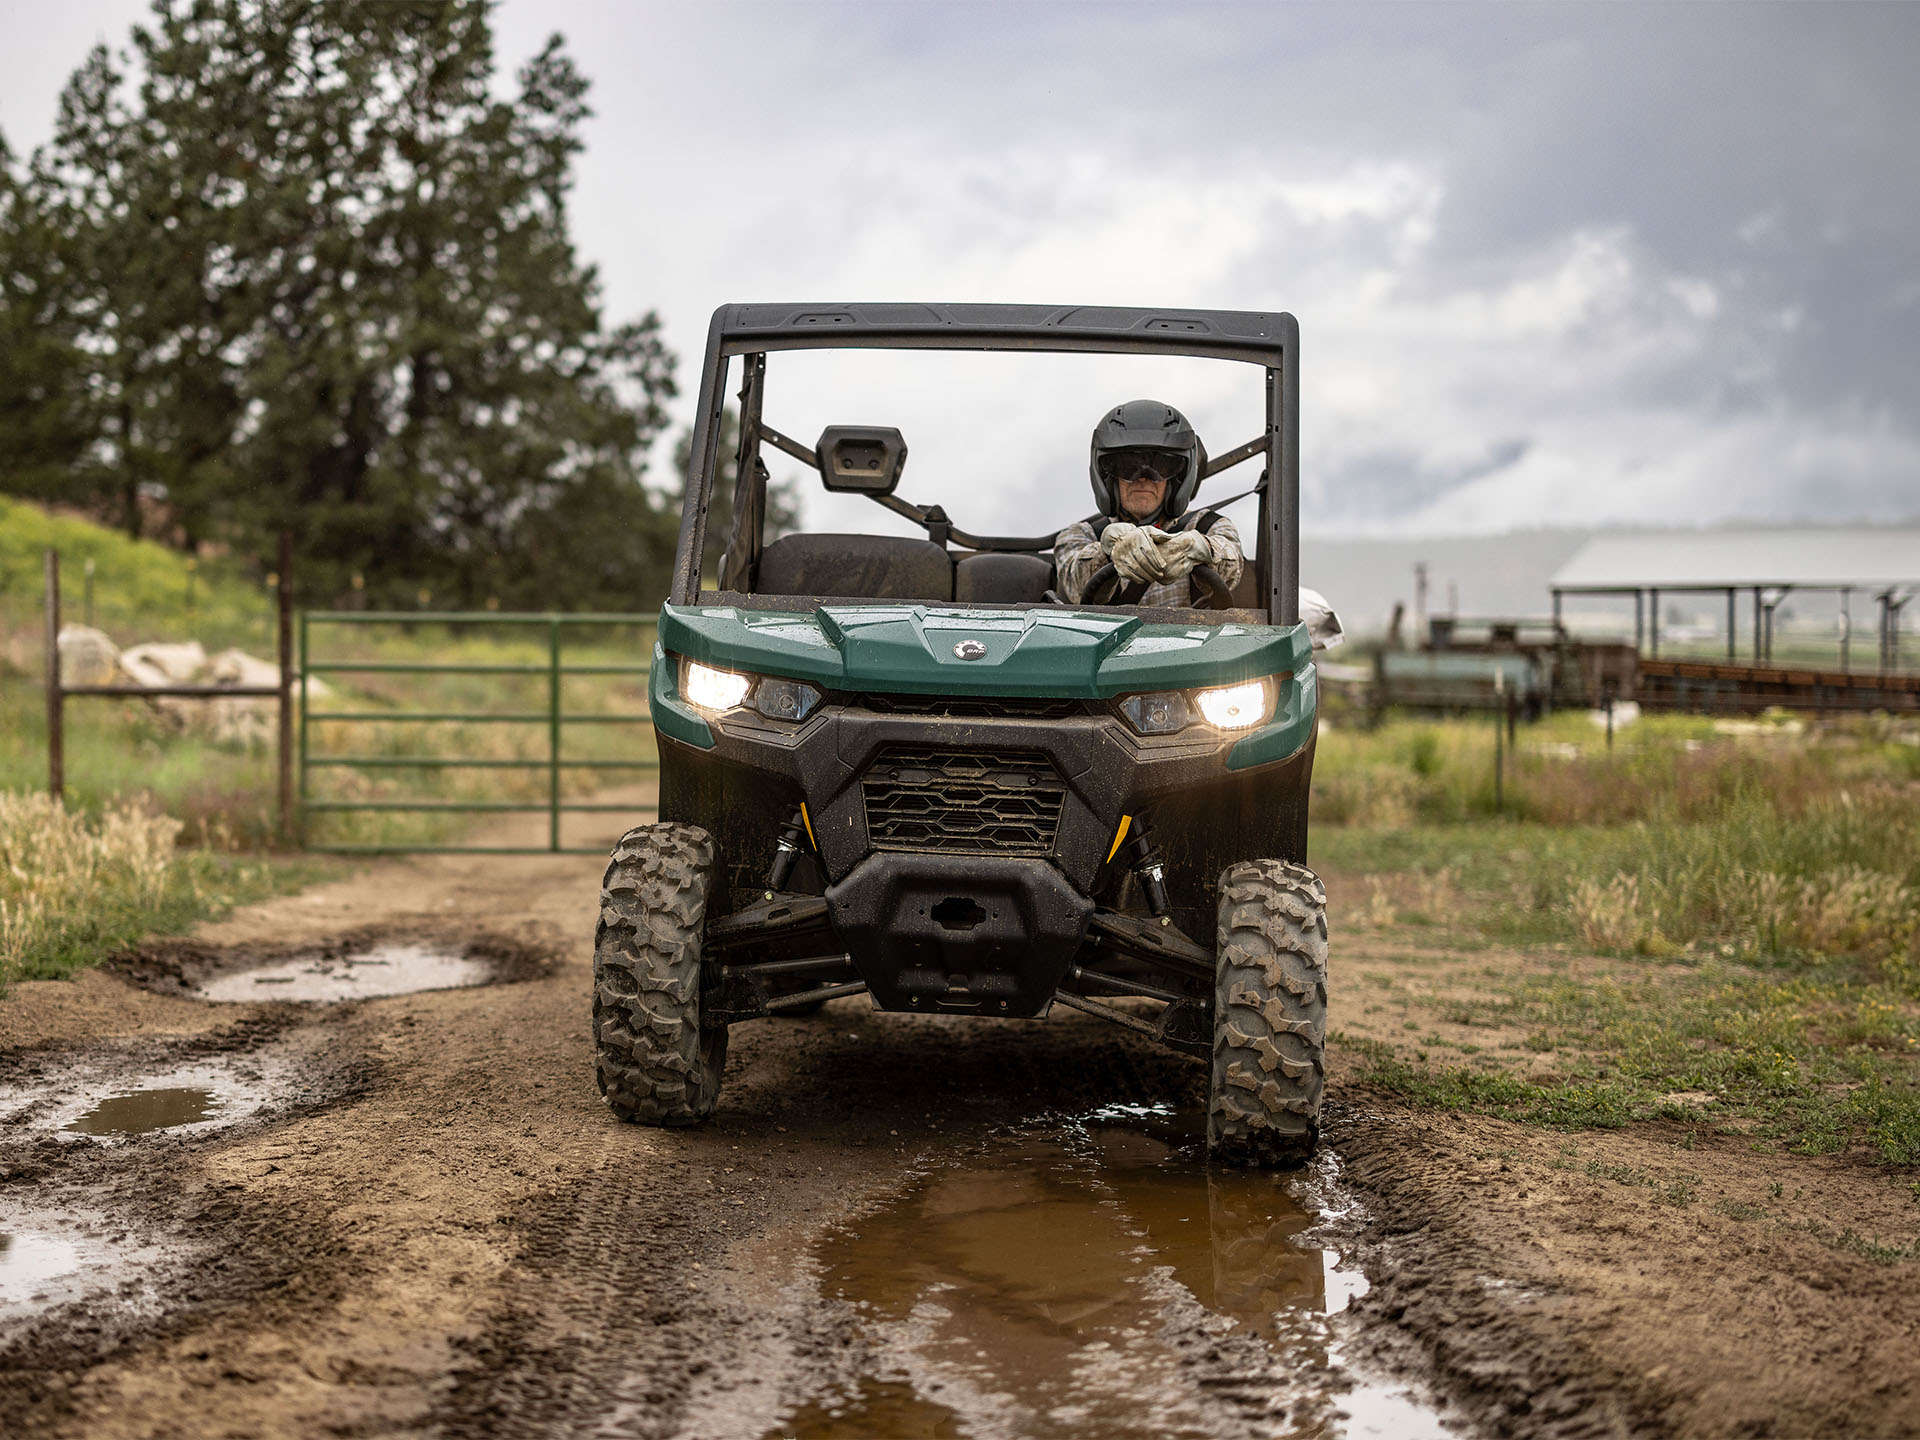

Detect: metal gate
[299,610,659,855]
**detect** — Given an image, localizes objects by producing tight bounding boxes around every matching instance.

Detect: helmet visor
[1096,448,1187,486]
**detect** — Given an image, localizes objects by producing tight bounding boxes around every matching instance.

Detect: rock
[120,640,209,687]
[57,625,121,686]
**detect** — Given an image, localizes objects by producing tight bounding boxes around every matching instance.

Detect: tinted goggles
[1097,449,1187,485]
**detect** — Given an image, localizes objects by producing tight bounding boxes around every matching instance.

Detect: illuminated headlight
[1194,680,1269,730]
[682,660,751,714]
[1120,691,1191,735]
[752,676,822,722]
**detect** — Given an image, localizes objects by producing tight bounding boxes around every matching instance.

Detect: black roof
[710,302,1296,365]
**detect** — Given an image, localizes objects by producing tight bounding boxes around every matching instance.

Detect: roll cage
[669,302,1302,627]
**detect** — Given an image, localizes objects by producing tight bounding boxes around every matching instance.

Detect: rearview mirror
[816,425,907,494]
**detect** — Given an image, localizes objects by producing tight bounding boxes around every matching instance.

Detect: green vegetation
[0,495,277,652]
[1,1,678,611]
[0,792,308,988]
[1,501,658,985]
[1315,709,1920,1168]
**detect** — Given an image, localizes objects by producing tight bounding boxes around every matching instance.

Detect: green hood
[656,603,1310,697]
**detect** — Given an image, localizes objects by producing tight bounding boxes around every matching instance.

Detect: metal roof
[1551,529,1920,592]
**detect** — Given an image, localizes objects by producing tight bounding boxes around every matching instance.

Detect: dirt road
[2,811,1917,1438]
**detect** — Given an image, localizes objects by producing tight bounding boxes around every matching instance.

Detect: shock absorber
[1123,829,1172,922]
[766,807,808,892]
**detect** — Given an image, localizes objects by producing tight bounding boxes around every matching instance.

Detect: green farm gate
[298,610,660,855]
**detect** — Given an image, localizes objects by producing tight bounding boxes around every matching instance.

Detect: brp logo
[952,640,987,661]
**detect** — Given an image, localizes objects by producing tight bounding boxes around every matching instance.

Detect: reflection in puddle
[0,1212,171,1325]
[194,942,489,1003]
[774,1109,1445,1440]
[0,1231,84,1299]
[64,1087,221,1136]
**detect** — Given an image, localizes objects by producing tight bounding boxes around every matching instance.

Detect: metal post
[1840,587,1850,671]
[1726,588,1736,662]
[298,608,310,846]
[1605,693,1615,750]
[276,532,293,845]
[1492,668,1505,814]
[44,549,63,802]
[1278,324,1301,628]
[1552,589,1563,633]
[1650,588,1660,658]
[1634,590,1644,652]
[1753,588,1762,662]
[549,615,562,853]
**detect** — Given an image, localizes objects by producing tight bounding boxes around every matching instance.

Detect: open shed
[1550,528,1920,670]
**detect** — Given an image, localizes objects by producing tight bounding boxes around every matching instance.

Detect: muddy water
[771,1108,1447,1440]
[0,1231,85,1301]
[193,941,489,1003]
[64,1087,220,1136]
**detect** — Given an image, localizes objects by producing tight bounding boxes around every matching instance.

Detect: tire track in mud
[431,1016,1216,1439]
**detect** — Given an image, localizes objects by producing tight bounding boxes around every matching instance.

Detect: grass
[1316,708,1920,1169]
[0,498,658,986]
[0,792,313,987]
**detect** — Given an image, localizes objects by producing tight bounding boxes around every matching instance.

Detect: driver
[1054,399,1243,607]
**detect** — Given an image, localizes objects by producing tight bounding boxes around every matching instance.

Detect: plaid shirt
[1053,513,1244,608]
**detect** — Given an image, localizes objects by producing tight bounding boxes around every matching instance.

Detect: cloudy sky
[4,1,1916,539]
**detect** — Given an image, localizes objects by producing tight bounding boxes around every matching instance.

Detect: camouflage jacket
[1053,511,1244,607]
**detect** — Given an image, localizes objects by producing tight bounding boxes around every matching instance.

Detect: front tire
[1207,860,1328,1168]
[593,823,728,1125]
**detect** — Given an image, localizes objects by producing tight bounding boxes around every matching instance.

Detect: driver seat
[954,553,1053,604]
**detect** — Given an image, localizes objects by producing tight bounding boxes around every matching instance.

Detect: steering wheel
[1079,562,1234,610]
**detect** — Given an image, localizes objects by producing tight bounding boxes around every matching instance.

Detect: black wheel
[593,823,728,1125]
[1207,860,1327,1167]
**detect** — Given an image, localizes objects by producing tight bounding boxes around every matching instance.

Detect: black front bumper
[659,699,1314,1012]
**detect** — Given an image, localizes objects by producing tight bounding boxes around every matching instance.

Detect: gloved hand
[1154,529,1214,579]
[1100,522,1168,585]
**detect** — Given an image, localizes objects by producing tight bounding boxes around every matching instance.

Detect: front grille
[857,693,1088,720]
[861,745,1066,855]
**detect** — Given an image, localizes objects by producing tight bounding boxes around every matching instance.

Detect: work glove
[1154,529,1215,579]
[1100,522,1168,585]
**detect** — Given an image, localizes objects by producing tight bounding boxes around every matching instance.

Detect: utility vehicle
[594,303,1327,1166]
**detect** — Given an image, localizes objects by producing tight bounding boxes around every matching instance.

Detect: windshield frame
[670,303,1300,627]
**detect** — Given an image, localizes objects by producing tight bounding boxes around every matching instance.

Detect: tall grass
[1313,712,1920,968]
[0,792,292,988]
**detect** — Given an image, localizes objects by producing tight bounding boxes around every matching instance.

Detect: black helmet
[1089,399,1207,522]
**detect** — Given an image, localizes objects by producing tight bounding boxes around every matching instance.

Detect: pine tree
[0,130,99,506]
[10,0,679,608]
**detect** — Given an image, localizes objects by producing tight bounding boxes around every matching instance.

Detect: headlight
[1119,691,1190,735]
[753,676,822,722]
[682,660,751,714]
[1194,679,1269,729]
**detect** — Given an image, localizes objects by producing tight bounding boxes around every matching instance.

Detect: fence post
[1492,667,1505,814]
[298,608,310,847]
[549,615,562,853]
[44,548,63,803]
[276,533,293,844]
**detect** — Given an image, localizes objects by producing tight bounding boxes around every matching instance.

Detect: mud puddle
[3,1055,293,1144]
[63,1087,221,1136]
[770,1106,1449,1440]
[106,928,548,1004]
[192,940,490,1003]
[0,1206,170,1327]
